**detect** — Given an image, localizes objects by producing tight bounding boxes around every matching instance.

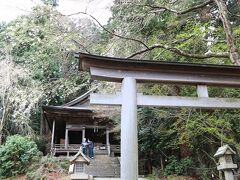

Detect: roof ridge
[64,87,97,107]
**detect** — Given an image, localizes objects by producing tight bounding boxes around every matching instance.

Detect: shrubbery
[0,135,42,178]
[26,156,70,179]
[164,156,192,176]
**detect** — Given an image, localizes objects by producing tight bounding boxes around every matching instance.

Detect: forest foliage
[0,0,240,179]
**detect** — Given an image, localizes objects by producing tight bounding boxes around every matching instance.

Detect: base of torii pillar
[121,77,138,180]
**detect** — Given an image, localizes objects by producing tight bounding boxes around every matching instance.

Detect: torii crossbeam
[76,53,240,180]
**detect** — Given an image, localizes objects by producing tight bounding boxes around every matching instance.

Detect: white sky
[0,0,113,24]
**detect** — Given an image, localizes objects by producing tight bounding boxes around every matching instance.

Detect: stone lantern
[214,144,238,180]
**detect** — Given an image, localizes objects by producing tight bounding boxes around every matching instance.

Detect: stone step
[95,149,108,155]
[86,164,120,175]
[84,155,120,177]
[85,168,120,177]
[88,159,119,164]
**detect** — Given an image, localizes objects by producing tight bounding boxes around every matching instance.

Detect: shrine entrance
[77,53,240,180]
[67,129,105,144]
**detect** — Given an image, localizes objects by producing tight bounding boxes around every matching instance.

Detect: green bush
[0,135,42,178]
[32,136,47,153]
[164,156,192,176]
[26,156,70,180]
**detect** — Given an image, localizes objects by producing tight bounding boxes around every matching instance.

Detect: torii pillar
[121,77,138,179]
[77,53,240,180]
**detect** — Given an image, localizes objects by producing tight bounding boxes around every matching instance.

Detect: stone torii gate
[77,53,240,180]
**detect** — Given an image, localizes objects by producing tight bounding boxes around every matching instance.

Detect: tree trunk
[147,159,152,174]
[0,130,3,145]
[0,103,7,145]
[0,93,7,145]
[147,153,152,174]
[214,0,240,65]
[160,156,164,170]
[0,104,7,145]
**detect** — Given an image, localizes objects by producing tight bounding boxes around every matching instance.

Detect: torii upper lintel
[78,53,240,87]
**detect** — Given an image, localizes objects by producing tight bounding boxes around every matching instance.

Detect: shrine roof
[42,106,92,113]
[42,88,94,117]
[42,88,114,130]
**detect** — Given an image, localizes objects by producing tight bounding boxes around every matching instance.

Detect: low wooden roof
[42,88,114,129]
[43,88,95,120]
[42,106,92,117]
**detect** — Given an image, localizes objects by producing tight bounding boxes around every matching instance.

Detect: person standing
[88,139,94,159]
[82,138,88,155]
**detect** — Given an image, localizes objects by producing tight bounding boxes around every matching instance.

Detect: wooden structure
[76,53,240,180]
[214,144,238,180]
[41,89,119,156]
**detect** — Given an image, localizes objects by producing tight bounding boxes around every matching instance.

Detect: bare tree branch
[127,43,229,59]
[171,36,194,45]
[145,0,213,15]
[201,149,217,164]
[62,6,232,62]
[71,39,92,54]
[63,12,149,49]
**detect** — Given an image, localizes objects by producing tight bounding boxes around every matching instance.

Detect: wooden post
[82,127,85,142]
[106,129,110,156]
[65,128,68,149]
[121,77,138,180]
[106,129,110,145]
[51,120,55,150]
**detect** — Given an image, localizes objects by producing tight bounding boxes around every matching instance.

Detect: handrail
[52,144,120,154]
[110,145,120,149]
[110,145,120,148]
[54,144,81,149]
[53,143,117,149]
